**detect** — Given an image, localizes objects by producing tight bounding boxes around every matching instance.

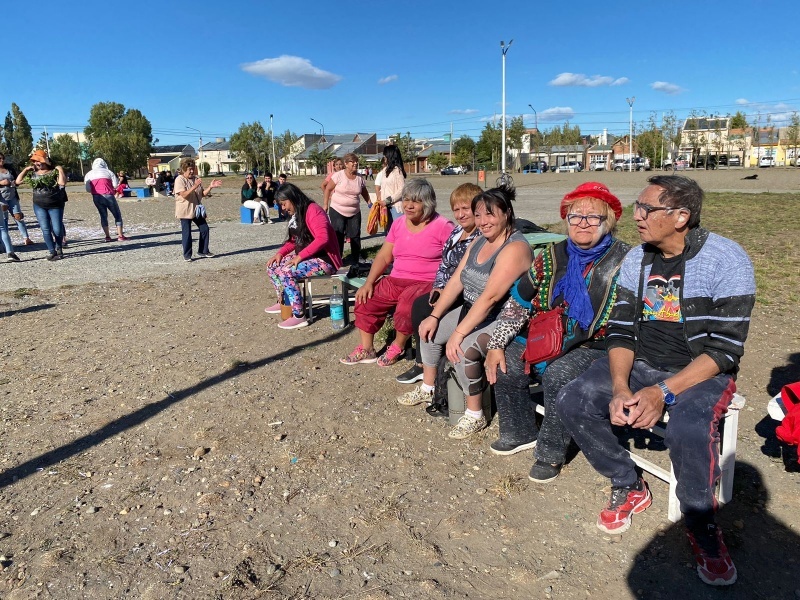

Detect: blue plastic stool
[240,206,255,224]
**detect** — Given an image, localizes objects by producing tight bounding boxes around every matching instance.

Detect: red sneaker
[596,478,651,534]
[686,524,737,586]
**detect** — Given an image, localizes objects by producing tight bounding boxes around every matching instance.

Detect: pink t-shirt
[330,170,365,217]
[387,214,455,281]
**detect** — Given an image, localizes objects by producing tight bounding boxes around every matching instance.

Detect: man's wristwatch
[657,381,676,406]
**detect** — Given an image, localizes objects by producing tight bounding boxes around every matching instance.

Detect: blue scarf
[552,234,613,330]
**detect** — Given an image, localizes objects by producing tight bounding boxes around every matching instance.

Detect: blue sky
[7,0,800,147]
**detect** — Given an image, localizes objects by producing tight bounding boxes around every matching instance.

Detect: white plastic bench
[532,392,746,523]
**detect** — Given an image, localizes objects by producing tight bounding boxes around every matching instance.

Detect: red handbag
[521,306,565,373]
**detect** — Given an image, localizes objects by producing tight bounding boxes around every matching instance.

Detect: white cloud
[378,75,398,85]
[651,81,685,95]
[734,100,798,125]
[241,55,342,89]
[448,109,479,115]
[736,98,749,105]
[549,73,628,87]
[539,107,576,122]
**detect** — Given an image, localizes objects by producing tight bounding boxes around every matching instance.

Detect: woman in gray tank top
[405,185,533,439]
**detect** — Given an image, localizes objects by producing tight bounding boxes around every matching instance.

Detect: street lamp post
[270,114,277,175]
[500,39,513,175]
[310,117,325,175]
[626,97,635,172]
[528,103,538,170]
[186,126,202,171]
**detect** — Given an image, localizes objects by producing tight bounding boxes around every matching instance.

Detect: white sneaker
[397,385,433,406]
[448,414,487,439]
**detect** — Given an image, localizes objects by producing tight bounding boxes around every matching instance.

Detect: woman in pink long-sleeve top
[264,183,343,330]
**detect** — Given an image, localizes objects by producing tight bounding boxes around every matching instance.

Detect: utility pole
[500,39,513,175]
[270,114,277,175]
[626,97,635,171]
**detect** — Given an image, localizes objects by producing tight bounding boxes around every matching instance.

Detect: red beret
[560,182,623,220]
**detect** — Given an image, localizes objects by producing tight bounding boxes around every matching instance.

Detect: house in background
[292,133,377,175]
[148,144,195,174]
[612,136,638,161]
[198,138,238,174]
[586,144,614,170]
[417,142,453,173]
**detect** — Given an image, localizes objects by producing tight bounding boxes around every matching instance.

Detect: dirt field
[0,169,799,599]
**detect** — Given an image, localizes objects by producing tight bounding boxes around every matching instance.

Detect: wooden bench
[528,392,746,523]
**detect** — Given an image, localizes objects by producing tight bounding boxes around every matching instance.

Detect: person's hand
[418,316,438,342]
[210,179,223,188]
[485,348,506,385]
[445,330,466,364]
[624,386,666,429]
[288,254,302,268]
[355,282,374,304]
[266,253,282,267]
[195,178,203,189]
[609,388,633,426]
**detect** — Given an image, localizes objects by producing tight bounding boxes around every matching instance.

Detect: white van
[758,156,775,168]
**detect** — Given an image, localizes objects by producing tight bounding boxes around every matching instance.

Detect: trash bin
[478,170,485,183]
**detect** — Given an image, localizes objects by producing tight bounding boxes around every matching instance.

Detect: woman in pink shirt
[265,184,343,330]
[322,152,372,265]
[340,178,454,367]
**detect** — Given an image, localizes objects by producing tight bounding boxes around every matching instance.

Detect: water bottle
[330,284,346,330]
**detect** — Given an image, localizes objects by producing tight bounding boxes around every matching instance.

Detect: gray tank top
[460,230,529,306]
[0,170,17,202]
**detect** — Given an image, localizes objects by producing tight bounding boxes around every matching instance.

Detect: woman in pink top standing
[265,184,343,330]
[340,178,454,367]
[322,152,372,265]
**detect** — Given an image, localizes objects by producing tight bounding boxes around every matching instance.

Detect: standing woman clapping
[15,149,66,261]
[174,157,222,262]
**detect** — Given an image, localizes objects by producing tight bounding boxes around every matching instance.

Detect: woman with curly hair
[264,183,343,329]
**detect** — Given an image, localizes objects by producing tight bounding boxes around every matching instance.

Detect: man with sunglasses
[556,175,755,586]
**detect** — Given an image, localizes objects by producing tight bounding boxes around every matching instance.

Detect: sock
[420,383,435,394]
[465,408,483,420]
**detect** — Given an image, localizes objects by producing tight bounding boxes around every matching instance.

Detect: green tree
[199,162,211,177]
[306,145,335,173]
[230,163,241,174]
[786,112,800,165]
[428,151,448,171]
[393,132,418,171]
[84,102,153,174]
[229,121,269,172]
[476,122,501,169]
[453,135,476,167]
[730,111,748,129]
[506,116,527,169]
[35,131,51,151]
[2,103,34,163]
[50,134,83,173]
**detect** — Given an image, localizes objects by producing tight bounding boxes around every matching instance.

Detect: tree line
[0,102,302,178]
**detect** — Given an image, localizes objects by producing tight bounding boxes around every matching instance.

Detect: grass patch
[11,288,39,299]
[598,192,799,308]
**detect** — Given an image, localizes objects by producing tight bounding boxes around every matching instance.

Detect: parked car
[728,155,741,167]
[522,161,548,173]
[558,161,583,172]
[590,160,607,171]
[614,157,649,171]
[717,155,728,166]
[440,165,466,175]
[759,156,775,168]
[694,156,717,170]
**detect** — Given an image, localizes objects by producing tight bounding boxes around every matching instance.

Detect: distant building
[148,144,195,174]
[198,138,237,174]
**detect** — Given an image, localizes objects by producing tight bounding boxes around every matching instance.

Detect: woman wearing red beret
[484,182,631,483]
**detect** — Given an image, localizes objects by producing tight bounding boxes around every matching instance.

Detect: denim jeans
[91,194,123,228]
[180,216,209,259]
[0,209,12,253]
[32,203,64,254]
[556,356,736,524]
[3,195,30,239]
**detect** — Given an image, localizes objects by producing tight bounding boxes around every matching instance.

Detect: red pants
[354,276,432,335]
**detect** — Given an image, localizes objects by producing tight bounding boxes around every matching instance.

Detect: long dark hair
[242,172,258,191]
[275,183,315,251]
[383,145,406,178]
[0,153,18,179]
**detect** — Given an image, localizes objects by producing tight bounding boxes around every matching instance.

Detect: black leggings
[410,293,463,364]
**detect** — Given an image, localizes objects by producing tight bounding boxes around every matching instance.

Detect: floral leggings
[266,254,335,317]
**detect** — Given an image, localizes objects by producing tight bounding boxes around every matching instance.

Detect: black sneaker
[528,459,563,483]
[489,438,537,456]
[6,252,20,262]
[47,252,60,261]
[396,363,424,384]
[198,252,215,258]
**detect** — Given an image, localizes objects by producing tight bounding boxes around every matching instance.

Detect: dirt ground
[0,169,799,599]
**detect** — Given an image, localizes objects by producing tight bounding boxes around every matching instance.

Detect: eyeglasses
[567,213,606,226]
[633,201,684,218]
